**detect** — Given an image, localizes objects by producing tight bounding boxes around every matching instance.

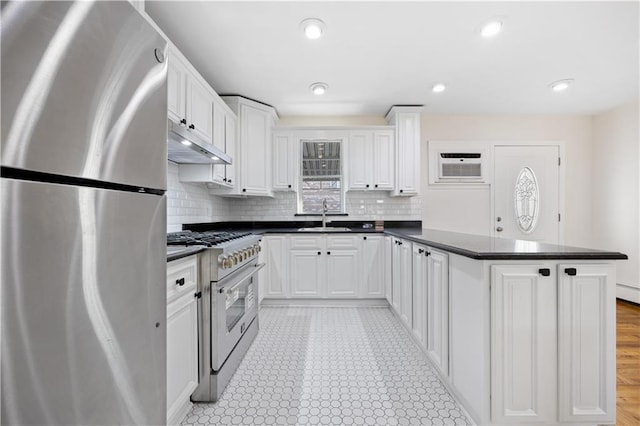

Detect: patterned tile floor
[182,307,473,426]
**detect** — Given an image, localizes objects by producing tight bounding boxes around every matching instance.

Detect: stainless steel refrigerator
[1,1,168,424]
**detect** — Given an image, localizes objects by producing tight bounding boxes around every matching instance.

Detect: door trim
[490,141,566,245]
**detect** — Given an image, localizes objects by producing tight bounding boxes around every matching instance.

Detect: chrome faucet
[322,198,328,228]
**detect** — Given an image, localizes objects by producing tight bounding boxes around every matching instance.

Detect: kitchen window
[298,140,344,214]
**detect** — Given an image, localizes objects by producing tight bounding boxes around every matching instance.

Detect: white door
[493,145,560,243]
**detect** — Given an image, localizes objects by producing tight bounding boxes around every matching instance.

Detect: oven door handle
[218,263,265,293]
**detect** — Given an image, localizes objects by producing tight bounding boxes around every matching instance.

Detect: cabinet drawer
[290,236,323,249]
[327,235,359,249]
[167,255,198,303]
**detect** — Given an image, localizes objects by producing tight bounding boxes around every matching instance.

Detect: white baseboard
[260,298,390,307]
[617,283,640,304]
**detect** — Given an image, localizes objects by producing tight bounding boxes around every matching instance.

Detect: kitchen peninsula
[181,222,626,426]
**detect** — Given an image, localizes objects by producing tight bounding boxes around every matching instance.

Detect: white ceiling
[145,1,639,117]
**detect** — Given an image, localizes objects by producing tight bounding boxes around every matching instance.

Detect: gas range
[167,231,262,281]
[168,230,264,403]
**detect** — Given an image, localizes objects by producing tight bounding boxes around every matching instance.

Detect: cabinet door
[185,77,214,144]
[557,264,615,424]
[224,113,236,186]
[412,244,428,349]
[212,99,226,150]
[427,249,449,375]
[347,131,373,190]
[391,239,402,313]
[395,112,420,196]
[373,130,394,190]
[290,250,324,297]
[167,53,187,124]
[273,132,297,191]
[262,236,289,298]
[384,237,393,303]
[361,235,386,298]
[167,293,198,425]
[240,104,270,195]
[399,241,413,328]
[326,248,359,298]
[490,264,557,424]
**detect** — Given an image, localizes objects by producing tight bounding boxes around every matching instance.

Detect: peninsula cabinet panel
[557,264,616,424]
[491,264,557,425]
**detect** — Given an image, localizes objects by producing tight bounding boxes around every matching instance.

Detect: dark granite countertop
[386,228,628,260]
[177,221,627,261]
[167,246,206,262]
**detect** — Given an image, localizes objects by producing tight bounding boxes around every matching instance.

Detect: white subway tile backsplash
[166,162,232,232]
[167,161,419,231]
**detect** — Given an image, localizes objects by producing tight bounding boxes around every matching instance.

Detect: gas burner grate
[167,231,252,247]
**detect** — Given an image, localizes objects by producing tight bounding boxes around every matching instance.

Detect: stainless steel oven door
[212,262,264,371]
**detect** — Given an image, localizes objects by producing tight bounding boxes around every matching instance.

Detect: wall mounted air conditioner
[428,141,490,185]
[438,153,483,180]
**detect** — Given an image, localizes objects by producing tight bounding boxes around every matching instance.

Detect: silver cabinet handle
[496,227,503,232]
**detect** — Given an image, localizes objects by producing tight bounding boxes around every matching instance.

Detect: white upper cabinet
[167,52,188,125]
[167,45,237,187]
[167,46,214,145]
[272,131,298,191]
[217,96,278,197]
[386,106,423,196]
[185,77,214,143]
[347,129,395,191]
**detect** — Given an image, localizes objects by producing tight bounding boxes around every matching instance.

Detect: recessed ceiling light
[432,83,446,93]
[481,20,502,38]
[300,18,325,40]
[550,79,574,92]
[180,140,192,146]
[310,82,328,95]
[211,156,218,160]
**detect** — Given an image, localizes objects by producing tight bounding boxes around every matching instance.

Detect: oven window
[225,277,254,332]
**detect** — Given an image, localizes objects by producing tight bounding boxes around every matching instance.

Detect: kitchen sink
[297,227,352,232]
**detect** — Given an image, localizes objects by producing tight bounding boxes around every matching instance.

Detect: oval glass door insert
[514,167,539,234]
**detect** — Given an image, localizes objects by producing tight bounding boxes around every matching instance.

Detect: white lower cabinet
[290,246,325,297]
[360,235,388,298]
[166,256,199,426]
[261,235,289,299]
[491,264,557,424]
[489,262,615,426]
[411,243,449,376]
[557,263,616,424]
[411,244,428,348]
[326,243,360,298]
[261,234,388,300]
[290,235,359,298]
[391,238,412,328]
[427,249,449,376]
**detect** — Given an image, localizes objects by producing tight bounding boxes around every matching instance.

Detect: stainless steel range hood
[167,119,232,165]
